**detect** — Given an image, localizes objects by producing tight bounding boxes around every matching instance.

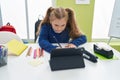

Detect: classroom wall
[55,0,95,42]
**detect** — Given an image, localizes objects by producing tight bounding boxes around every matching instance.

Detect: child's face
[51,18,67,33]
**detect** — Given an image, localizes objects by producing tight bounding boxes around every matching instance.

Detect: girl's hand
[65,43,77,48]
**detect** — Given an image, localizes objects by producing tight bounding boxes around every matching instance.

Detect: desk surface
[0,42,120,80]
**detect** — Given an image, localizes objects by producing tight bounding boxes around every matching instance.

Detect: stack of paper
[6,39,28,56]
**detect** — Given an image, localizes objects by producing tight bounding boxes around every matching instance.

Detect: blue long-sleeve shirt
[38,23,87,53]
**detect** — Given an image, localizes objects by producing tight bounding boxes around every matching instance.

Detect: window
[0,0,52,40]
[1,0,117,41]
[27,0,52,39]
[1,0,27,39]
[92,0,115,39]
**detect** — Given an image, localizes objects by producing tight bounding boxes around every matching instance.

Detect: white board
[108,0,120,38]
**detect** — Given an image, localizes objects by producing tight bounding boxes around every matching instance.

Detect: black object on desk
[49,48,85,71]
[93,44,114,59]
[78,47,98,63]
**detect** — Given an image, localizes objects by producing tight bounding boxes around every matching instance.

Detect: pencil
[26,47,32,56]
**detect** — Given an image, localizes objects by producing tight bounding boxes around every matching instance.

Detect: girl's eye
[54,24,59,26]
[61,25,65,27]
[54,24,65,27]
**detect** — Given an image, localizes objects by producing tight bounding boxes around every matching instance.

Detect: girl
[38,7,87,53]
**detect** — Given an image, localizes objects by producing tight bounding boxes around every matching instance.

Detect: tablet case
[49,48,85,71]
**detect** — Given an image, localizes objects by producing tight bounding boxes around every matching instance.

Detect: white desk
[0,42,120,80]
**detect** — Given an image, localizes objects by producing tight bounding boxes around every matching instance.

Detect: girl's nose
[56,26,61,30]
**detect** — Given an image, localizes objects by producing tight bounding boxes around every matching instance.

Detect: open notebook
[6,39,28,56]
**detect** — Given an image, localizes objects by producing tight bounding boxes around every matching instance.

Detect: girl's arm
[38,25,57,53]
[69,35,87,47]
[39,39,57,53]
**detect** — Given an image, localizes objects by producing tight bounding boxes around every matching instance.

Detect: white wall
[0,0,116,40]
[0,0,52,40]
[27,0,52,39]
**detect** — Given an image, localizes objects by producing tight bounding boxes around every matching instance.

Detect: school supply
[53,36,62,48]
[28,58,43,67]
[36,48,40,57]
[33,49,37,59]
[41,48,44,57]
[94,44,114,59]
[79,47,98,63]
[49,48,85,71]
[26,47,32,56]
[6,39,28,56]
[0,45,8,67]
[0,22,16,34]
[26,47,44,67]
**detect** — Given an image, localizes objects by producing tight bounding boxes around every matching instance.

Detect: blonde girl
[38,7,87,53]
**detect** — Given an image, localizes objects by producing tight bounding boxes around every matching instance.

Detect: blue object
[0,45,8,67]
[38,23,87,53]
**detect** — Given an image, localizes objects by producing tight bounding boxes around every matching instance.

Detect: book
[6,39,28,56]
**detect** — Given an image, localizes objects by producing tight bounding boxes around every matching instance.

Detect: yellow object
[6,39,28,56]
[28,59,43,67]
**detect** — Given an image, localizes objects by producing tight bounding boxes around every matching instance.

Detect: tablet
[49,48,85,71]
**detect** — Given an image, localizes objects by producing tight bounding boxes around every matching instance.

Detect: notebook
[49,48,85,71]
[6,39,28,56]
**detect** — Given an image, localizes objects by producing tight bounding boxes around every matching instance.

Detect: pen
[53,36,62,48]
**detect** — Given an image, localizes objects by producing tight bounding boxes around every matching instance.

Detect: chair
[35,36,39,43]
[0,31,23,44]
[34,19,42,42]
